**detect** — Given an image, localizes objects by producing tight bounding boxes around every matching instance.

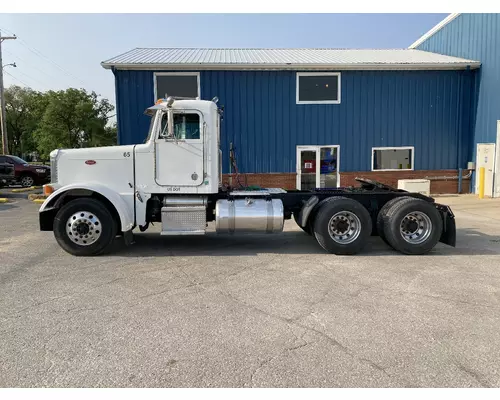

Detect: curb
[11,187,37,193]
[0,198,8,203]
[33,199,46,204]
[28,194,47,201]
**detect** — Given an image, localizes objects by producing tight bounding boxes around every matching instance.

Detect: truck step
[161,205,206,235]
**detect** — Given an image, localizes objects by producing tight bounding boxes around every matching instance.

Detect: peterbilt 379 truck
[39,97,456,256]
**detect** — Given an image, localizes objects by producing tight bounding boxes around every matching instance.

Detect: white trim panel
[296,72,341,105]
[494,121,500,198]
[371,146,415,171]
[409,13,461,49]
[153,72,201,101]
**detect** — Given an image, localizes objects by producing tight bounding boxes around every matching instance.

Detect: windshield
[9,155,28,164]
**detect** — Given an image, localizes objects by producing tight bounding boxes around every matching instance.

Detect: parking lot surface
[1,191,500,387]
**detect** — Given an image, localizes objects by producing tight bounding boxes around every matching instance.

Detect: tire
[381,197,443,255]
[313,197,372,255]
[53,198,118,256]
[20,174,35,187]
[376,197,409,247]
[293,212,312,235]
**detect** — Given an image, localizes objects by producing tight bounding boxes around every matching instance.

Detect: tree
[33,88,117,159]
[4,86,46,157]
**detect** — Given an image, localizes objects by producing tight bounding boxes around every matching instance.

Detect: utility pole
[0,30,17,155]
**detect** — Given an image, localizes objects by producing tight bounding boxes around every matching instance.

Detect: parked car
[0,160,16,188]
[0,155,51,187]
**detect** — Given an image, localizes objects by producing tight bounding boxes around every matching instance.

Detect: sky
[0,13,447,107]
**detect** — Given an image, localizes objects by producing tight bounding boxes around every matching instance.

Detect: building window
[159,112,201,140]
[296,72,341,104]
[372,147,414,171]
[154,72,200,100]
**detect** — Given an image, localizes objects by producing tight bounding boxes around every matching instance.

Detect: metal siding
[115,70,155,145]
[416,13,500,156]
[115,69,472,173]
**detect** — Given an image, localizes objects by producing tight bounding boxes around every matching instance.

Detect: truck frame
[38,97,456,257]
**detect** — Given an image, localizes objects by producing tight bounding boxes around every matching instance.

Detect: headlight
[36,168,47,173]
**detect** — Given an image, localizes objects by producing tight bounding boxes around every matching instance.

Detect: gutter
[100,62,481,71]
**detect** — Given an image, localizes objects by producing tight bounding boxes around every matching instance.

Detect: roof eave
[101,62,480,71]
[409,13,461,49]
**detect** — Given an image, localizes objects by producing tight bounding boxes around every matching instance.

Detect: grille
[50,157,58,182]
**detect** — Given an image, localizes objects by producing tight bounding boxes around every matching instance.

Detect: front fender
[39,183,134,232]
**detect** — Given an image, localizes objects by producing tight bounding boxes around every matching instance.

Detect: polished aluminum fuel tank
[215,198,284,234]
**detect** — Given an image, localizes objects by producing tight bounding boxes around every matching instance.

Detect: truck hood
[54,145,135,161]
[53,145,136,191]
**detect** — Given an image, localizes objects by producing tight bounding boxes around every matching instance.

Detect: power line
[0,25,92,90]
[4,70,30,87]
[3,48,61,82]
[13,69,49,90]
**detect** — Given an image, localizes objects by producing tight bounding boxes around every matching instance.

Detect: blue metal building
[410,13,500,196]
[102,48,480,191]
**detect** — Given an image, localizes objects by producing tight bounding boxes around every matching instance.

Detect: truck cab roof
[145,98,218,116]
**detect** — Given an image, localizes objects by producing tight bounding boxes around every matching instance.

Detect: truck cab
[40,97,229,254]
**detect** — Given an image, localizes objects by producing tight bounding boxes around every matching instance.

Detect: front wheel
[313,197,372,255]
[53,198,118,256]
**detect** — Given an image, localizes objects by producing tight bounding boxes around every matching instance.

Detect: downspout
[456,69,464,191]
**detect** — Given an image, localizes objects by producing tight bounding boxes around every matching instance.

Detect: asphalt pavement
[1,192,500,387]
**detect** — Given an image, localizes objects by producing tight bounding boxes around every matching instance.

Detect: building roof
[101,47,480,71]
[409,14,460,49]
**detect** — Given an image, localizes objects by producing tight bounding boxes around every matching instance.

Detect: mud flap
[298,195,319,227]
[436,203,456,247]
[123,229,135,246]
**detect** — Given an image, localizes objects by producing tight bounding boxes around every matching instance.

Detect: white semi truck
[39,97,456,256]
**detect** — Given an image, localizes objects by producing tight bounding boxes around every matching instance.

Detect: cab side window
[159,113,201,140]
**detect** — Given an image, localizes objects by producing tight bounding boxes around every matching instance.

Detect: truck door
[155,110,204,186]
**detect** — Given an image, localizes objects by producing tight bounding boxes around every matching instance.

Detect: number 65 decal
[123,152,131,157]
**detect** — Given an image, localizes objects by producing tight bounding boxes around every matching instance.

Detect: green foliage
[4,85,117,160]
[5,86,47,156]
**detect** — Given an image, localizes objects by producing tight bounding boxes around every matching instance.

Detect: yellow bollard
[478,167,485,199]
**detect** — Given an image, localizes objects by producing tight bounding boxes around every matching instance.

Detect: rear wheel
[381,197,443,255]
[313,197,372,255]
[376,197,407,247]
[53,198,118,256]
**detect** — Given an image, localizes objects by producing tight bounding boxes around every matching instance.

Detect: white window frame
[296,145,340,189]
[156,109,204,144]
[371,146,415,172]
[296,72,341,105]
[153,72,201,100]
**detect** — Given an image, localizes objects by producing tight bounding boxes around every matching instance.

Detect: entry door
[155,110,204,186]
[296,146,339,190]
[476,143,495,197]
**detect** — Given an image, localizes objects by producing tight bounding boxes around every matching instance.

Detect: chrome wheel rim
[327,211,362,244]
[21,176,34,187]
[400,211,432,244]
[66,211,102,246]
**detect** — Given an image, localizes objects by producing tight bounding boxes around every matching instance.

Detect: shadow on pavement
[0,202,19,212]
[113,229,500,257]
